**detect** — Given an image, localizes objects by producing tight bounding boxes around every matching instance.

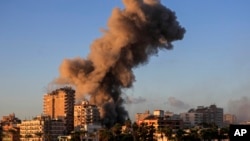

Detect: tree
[182,128,200,141]
[163,126,174,141]
[175,129,185,141]
[99,128,114,141]
[111,123,122,140]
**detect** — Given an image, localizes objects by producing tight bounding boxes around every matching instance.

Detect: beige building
[74,100,101,129]
[19,115,65,141]
[43,87,75,134]
[223,114,237,126]
[135,110,151,125]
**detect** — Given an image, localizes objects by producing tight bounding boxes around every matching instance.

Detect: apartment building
[0,113,21,141]
[43,87,75,133]
[19,115,65,141]
[223,114,237,126]
[74,100,101,129]
[137,110,183,130]
[135,110,151,125]
[195,105,224,127]
[180,112,203,128]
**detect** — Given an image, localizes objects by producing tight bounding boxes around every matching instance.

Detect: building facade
[223,114,237,126]
[0,113,21,141]
[43,87,75,133]
[195,105,224,127]
[137,110,183,130]
[180,112,203,128]
[135,110,151,125]
[19,115,65,141]
[74,100,100,129]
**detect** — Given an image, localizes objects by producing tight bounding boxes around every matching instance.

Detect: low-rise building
[223,114,237,126]
[74,100,100,129]
[0,113,21,141]
[135,110,151,125]
[137,110,183,130]
[19,115,65,141]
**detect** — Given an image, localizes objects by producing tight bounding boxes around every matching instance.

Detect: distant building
[0,113,21,141]
[180,111,203,128]
[135,110,151,125]
[19,115,65,141]
[43,87,75,134]
[137,110,183,130]
[195,105,224,127]
[74,100,101,129]
[223,114,237,126]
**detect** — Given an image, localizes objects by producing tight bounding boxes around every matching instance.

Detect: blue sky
[1,0,250,121]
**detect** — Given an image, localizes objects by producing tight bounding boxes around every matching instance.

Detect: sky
[1,0,250,122]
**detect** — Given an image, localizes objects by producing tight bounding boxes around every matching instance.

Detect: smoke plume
[124,95,147,104]
[228,96,250,123]
[56,0,185,127]
[166,97,190,110]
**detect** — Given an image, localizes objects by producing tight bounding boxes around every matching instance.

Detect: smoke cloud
[55,0,185,127]
[167,97,190,110]
[124,95,147,104]
[228,96,250,123]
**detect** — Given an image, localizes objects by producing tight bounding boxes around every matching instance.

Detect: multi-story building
[180,111,203,128]
[19,115,65,141]
[0,113,21,141]
[135,110,151,125]
[43,87,75,133]
[74,100,101,129]
[223,114,237,126]
[137,110,183,130]
[195,105,224,127]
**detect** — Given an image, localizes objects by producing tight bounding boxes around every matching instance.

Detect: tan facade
[19,115,65,141]
[74,100,100,129]
[135,110,150,124]
[20,117,45,141]
[43,87,75,134]
[223,114,237,126]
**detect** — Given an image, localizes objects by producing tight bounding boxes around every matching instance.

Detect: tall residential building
[74,100,101,129]
[43,87,75,134]
[195,105,224,127]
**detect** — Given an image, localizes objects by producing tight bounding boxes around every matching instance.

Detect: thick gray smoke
[56,0,185,127]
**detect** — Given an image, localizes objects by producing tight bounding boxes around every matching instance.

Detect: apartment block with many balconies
[43,87,75,134]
